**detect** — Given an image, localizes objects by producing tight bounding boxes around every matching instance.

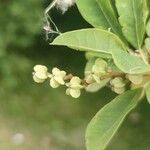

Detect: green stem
[44,0,57,14]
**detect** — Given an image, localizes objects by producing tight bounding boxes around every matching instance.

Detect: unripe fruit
[66,76,83,98]
[110,77,126,94]
[84,58,108,84]
[33,65,48,83]
[112,87,126,94]
[127,74,143,85]
[110,77,125,88]
[49,67,66,88]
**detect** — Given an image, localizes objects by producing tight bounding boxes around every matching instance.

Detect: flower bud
[50,78,60,88]
[49,67,66,88]
[127,74,143,85]
[86,79,110,93]
[110,77,126,88]
[95,58,107,69]
[66,88,81,98]
[33,65,48,83]
[66,76,83,98]
[112,86,126,94]
[85,73,94,84]
[84,58,97,84]
[92,74,101,83]
[84,58,107,84]
[92,58,107,75]
[33,75,45,83]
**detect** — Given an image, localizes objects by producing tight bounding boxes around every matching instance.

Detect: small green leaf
[116,0,148,48]
[85,52,112,59]
[96,0,126,42]
[112,49,150,74]
[145,38,150,53]
[86,88,143,150]
[146,83,150,104]
[86,79,110,93]
[147,0,150,12]
[51,29,126,54]
[146,19,150,37]
[110,0,119,17]
[85,58,96,72]
[76,0,110,29]
[127,74,143,85]
[107,61,121,72]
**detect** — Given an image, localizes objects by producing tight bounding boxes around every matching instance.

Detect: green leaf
[127,74,143,85]
[146,83,150,104]
[85,58,96,72]
[112,49,150,74]
[110,0,119,17]
[147,0,150,12]
[116,0,149,49]
[145,38,150,53]
[76,0,110,29]
[51,29,126,54]
[146,19,150,37]
[107,60,122,72]
[85,52,112,59]
[96,0,126,42]
[76,0,126,42]
[86,79,110,93]
[86,88,143,150]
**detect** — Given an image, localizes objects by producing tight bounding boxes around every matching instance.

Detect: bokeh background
[0,0,150,149]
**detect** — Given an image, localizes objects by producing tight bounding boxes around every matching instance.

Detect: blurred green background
[0,0,150,149]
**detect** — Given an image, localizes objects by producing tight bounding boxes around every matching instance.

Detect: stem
[44,0,61,36]
[63,71,150,87]
[129,49,149,65]
[138,49,149,65]
[44,0,57,14]
[101,72,125,79]
[144,72,150,76]
[46,14,61,34]
[64,74,74,80]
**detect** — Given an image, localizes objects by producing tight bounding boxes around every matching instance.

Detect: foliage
[86,88,143,150]
[0,0,42,54]
[1,0,150,149]
[0,0,43,88]
[33,0,150,149]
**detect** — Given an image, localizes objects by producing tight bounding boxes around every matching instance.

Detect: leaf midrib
[98,94,138,149]
[89,90,140,150]
[132,0,140,48]
[96,1,118,36]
